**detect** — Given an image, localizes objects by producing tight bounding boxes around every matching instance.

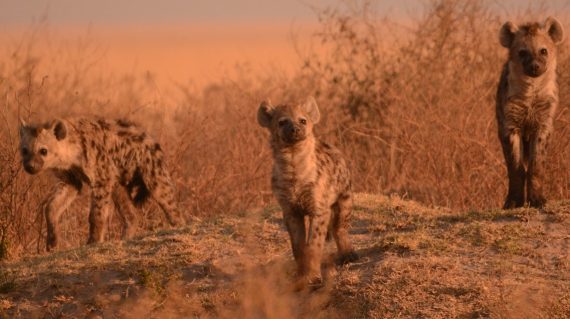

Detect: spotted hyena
[257,97,358,288]
[19,117,184,251]
[496,17,564,209]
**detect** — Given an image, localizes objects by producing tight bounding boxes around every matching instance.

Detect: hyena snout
[518,49,548,77]
[524,59,546,77]
[23,157,44,175]
[279,121,306,144]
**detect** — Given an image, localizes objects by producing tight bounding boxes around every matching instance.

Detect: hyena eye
[540,48,548,56]
[299,118,307,125]
[278,119,287,127]
[39,148,48,156]
[21,147,29,156]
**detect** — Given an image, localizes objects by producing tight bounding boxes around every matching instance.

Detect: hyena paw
[294,274,323,291]
[336,251,359,265]
[46,242,57,252]
[529,195,547,209]
[46,236,58,252]
[167,213,185,227]
[503,197,524,210]
[87,236,103,245]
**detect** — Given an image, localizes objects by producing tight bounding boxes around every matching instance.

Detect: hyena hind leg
[149,174,184,226]
[112,185,138,240]
[331,193,358,265]
[87,185,114,245]
[44,183,79,251]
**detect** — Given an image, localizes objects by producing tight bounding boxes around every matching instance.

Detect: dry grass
[304,0,570,210]
[0,0,569,306]
[1,193,570,318]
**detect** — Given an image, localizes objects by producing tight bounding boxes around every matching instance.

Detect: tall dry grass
[1,0,569,259]
[304,0,570,209]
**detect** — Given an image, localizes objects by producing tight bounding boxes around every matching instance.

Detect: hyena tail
[142,162,185,226]
[127,168,151,207]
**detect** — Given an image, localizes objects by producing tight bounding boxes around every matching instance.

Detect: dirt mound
[1,194,569,318]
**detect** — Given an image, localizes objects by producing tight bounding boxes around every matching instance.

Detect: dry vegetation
[1,0,570,316]
[1,194,570,318]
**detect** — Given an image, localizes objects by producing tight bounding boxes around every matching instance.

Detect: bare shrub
[303,0,570,209]
[1,0,569,259]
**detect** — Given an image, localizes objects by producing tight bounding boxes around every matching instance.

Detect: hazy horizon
[2,0,568,27]
[1,0,568,87]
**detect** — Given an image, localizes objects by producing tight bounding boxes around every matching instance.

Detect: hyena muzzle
[19,117,184,251]
[258,97,358,288]
[496,17,564,209]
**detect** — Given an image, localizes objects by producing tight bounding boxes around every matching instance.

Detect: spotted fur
[258,97,357,287]
[496,17,564,209]
[19,117,184,251]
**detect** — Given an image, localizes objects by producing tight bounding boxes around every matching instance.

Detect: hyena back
[258,97,358,287]
[19,117,184,251]
[496,17,564,209]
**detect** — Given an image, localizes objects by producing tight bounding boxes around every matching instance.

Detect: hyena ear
[19,118,28,138]
[303,97,320,124]
[544,16,564,44]
[52,120,67,141]
[499,21,518,48]
[257,100,274,128]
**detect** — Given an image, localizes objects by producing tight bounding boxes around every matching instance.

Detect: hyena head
[257,97,320,146]
[500,16,564,78]
[19,119,68,174]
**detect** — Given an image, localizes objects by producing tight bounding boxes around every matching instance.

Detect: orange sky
[0,0,567,88]
[0,23,319,90]
[0,1,334,88]
[94,23,317,85]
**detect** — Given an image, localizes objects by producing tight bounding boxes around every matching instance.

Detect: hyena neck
[507,61,558,102]
[272,136,317,183]
[52,128,83,171]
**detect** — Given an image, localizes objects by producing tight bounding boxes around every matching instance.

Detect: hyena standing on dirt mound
[257,97,358,288]
[496,17,564,209]
[19,117,184,251]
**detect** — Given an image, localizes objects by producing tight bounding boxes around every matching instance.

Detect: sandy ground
[1,193,570,318]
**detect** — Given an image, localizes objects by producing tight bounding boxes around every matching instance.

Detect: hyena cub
[258,97,358,287]
[496,17,564,209]
[19,117,184,251]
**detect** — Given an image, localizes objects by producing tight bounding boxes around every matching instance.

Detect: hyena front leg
[283,210,306,275]
[304,212,329,283]
[87,184,114,244]
[500,132,526,209]
[527,129,550,208]
[331,193,358,264]
[44,183,79,251]
[112,186,138,240]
